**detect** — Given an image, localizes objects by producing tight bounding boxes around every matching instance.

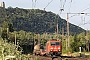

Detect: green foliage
[70,34,80,52]
[0,38,22,60]
[35,56,39,60]
[2,21,9,30]
[70,33,86,52]
[1,21,14,40]
[0,7,85,35]
[62,32,87,54]
[8,23,14,32]
[62,40,66,53]
[1,30,7,40]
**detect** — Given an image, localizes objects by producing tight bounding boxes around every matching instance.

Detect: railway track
[30,54,90,60]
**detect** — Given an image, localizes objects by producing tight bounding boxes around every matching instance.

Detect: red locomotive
[33,39,62,56]
[45,39,62,56]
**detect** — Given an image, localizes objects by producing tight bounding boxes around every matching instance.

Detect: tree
[1,30,7,40]
[8,23,14,32]
[70,34,81,52]
[1,22,14,40]
[2,21,8,30]
[77,33,86,51]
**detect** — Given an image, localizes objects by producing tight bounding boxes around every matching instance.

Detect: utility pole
[56,23,58,40]
[7,28,9,40]
[38,34,40,44]
[65,12,90,50]
[66,13,69,50]
[67,13,70,48]
[15,33,16,46]
[62,28,64,41]
[86,29,89,52]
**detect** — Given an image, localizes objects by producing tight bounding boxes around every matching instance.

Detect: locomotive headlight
[51,50,52,51]
[58,48,60,49]
[50,48,53,49]
[59,50,60,51]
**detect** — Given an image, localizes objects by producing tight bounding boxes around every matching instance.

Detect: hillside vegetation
[0,7,85,35]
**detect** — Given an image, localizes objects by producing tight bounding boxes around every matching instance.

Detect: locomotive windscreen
[50,42,60,46]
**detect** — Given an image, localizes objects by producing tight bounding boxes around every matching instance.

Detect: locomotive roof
[46,39,60,43]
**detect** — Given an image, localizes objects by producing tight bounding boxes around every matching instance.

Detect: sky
[0,0,90,30]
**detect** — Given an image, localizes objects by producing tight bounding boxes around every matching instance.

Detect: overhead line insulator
[80,13,85,14]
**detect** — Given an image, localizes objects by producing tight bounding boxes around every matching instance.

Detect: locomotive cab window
[56,42,60,45]
[51,42,55,46]
[50,42,60,46]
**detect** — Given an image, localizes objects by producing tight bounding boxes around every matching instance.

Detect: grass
[0,57,1,60]
[62,52,90,58]
[71,52,90,58]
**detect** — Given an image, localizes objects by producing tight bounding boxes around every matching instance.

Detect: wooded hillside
[0,7,85,35]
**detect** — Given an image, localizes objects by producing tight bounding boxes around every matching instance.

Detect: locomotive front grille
[50,49,61,52]
[49,51,62,56]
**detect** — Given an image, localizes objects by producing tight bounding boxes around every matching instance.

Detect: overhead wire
[44,0,54,11]
[59,0,66,15]
[34,0,37,8]
[32,0,34,9]
[32,0,37,8]
[81,4,90,12]
[79,16,90,26]
[82,16,85,24]
[62,0,66,10]
[35,0,37,2]
[78,4,90,26]
[69,4,90,19]
[60,0,63,10]
[87,20,90,24]
[68,0,72,13]
[79,16,86,26]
